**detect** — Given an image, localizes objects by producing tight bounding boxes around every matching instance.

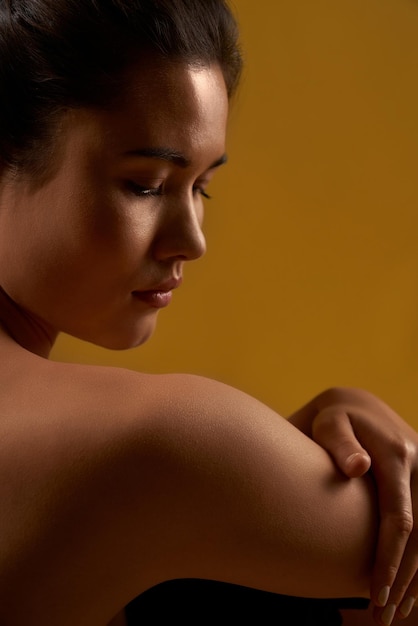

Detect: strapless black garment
[125,579,369,625]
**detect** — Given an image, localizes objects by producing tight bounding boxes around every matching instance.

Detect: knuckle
[390,438,414,464]
[389,511,414,536]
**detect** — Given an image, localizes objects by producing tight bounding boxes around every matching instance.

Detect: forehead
[89,59,230,163]
[11,61,229,195]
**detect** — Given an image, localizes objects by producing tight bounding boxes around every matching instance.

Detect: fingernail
[381,604,396,626]
[346,452,360,463]
[378,585,390,607]
[399,596,415,618]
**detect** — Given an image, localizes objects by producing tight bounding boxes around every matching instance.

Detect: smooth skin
[0,59,417,626]
[290,388,418,625]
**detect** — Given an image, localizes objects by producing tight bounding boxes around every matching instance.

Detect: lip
[132,277,182,309]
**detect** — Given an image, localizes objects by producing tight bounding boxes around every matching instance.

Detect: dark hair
[0,0,242,173]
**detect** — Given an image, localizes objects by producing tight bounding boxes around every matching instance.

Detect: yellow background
[51,0,418,427]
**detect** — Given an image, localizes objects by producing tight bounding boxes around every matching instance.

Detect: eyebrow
[125,147,228,170]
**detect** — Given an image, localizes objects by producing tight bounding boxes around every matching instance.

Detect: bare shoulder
[0,353,267,477]
[0,359,211,625]
[1,353,226,433]
[0,359,270,625]
[0,359,234,505]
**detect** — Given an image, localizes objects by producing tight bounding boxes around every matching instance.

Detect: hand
[288,387,418,625]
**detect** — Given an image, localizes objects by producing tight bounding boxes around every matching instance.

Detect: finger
[373,537,418,626]
[312,408,371,478]
[398,573,418,621]
[370,466,413,609]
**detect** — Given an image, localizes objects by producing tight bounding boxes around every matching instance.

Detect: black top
[125,579,369,625]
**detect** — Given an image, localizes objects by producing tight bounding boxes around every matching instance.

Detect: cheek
[81,197,158,269]
[0,181,158,313]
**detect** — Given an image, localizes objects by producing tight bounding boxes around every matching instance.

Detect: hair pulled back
[0,0,242,172]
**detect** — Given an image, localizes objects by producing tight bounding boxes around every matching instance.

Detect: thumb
[312,408,372,478]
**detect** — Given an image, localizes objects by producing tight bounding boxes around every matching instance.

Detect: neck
[0,286,57,358]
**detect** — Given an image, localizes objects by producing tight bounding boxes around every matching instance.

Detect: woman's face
[0,60,229,350]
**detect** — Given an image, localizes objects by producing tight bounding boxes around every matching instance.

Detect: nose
[153,194,207,262]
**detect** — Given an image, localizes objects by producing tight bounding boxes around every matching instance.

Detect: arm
[2,370,389,624]
[288,386,418,624]
[127,374,379,599]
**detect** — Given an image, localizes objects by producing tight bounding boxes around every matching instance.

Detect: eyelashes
[125,182,162,197]
[126,181,212,200]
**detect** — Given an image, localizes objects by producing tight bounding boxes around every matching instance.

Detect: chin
[64,310,159,352]
[94,320,158,351]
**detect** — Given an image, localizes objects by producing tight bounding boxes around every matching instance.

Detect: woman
[0,1,417,625]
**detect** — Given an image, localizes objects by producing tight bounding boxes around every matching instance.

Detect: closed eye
[195,188,212,200]
[127,181,212,200]
[126,181,163,197]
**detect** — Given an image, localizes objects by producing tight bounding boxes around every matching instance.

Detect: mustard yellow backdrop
[51,0,418,426]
